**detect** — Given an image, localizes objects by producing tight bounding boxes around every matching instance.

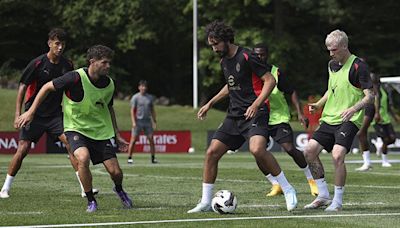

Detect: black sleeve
[108,78,115,107]
[19,57,41,85]
[52,71,80,91]
[349,58,372,89]
[276,69,295,94]
[248,52,271,77]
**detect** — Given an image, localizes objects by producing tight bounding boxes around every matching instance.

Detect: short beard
[217,42,229,57]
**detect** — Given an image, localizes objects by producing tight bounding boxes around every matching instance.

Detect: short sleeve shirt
[130,93,154,120]
[220,47,271,117]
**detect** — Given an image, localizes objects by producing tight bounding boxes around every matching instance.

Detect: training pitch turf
[0,152,399,227]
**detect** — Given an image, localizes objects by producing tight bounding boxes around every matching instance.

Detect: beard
[217,43,229,57]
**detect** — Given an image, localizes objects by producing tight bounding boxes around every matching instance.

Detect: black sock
[86,190,96,202]
[128,156,132,159]
[151,155,155,160]
[115,184,123,192]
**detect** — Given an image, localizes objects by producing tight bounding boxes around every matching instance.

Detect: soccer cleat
[127,159,133,164]
[355,164,372,171]
[324,202,342,212]
[266,184,283,197]
[187,202,212,213]
[382,162,392,167]
[151,158,159,164]
[283,188,297,211]
[86,200,97,213]
[304,197,332,209]
[81,188,100,198]
[113,188,133,208]
[0,189,10,199]
[308,179,319,196]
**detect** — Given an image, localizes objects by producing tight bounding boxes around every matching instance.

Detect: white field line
[1,212,400,228]
[0,212,43,215]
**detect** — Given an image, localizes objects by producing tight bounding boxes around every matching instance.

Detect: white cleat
[0,189,10,199]
[355,164,372,171]
[127,159,133,164]
[283,188,297,211]
[304,196,332,209]
[187,202,212,213]
[324,202,342,212]
[382,162,392,167]
[81,188,100,198]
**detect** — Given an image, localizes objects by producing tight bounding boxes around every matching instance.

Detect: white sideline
[1,212,400,228]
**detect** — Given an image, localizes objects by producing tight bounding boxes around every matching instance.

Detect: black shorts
[268,123,294,144]
[65,131,118,165]
[364,104,375,120]
[374,123,395,139]
[312,121,359,152]
[212,110,269,150]
[19,115,63,143]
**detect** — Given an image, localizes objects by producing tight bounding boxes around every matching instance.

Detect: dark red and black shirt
[220,46,271,118]
[328,57,372,89]
[20,54,73,117]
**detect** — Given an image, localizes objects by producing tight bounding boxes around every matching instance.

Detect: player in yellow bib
[253,44,318,197]
[17,45,132,213]
[303,30,374,212]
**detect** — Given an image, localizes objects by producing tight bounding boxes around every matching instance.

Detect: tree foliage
[0,0,399,105]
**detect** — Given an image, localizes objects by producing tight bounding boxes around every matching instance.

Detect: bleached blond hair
[325,29,348,48]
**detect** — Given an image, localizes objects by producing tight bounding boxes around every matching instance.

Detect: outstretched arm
[309,90,329,114]
[109,105,128,152]
[197,84,229,120]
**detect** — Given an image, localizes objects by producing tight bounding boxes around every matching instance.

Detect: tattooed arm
[341,88,374,122]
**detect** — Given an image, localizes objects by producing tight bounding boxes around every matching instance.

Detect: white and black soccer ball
[211,190,237,214]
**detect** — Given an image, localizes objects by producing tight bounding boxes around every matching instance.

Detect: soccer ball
[211,190,237,214]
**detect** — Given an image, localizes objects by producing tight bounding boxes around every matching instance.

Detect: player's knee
[205,147,223,161]
[249,144,264,156]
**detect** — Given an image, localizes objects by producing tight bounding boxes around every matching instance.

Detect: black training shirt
[220,47,271,117]
[328,57,372,90]
[20,54,73,117]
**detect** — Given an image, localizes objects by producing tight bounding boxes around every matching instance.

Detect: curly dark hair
[48,28,67,41]
[205,20,235,43]
[86,45,114,62]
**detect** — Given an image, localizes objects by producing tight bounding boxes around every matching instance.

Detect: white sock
[302,165,313,180]
[266,174,278,185]
[315,178,330,199]
[75,171,84,192]
[362,151,371,166]
[200,183,214,205]
[1,174,15,191]
[382,154,389,163]
[332,185,344,206]
[274,171,293,192]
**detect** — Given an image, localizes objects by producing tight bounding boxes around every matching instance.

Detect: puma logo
[340,132,347,137]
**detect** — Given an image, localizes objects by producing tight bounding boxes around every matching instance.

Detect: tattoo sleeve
[352,88,374,112]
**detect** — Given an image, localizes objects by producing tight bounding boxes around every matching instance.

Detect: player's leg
[103,157,133,208]
[250,135,297,211]
[304,123,334,209]
[144,121,157,163]
[58,133,99,197]
[187,138,230,213]
[262,125,282,196]
[1,118,46,198]
[127,127,139,164]
[356,112,373,171]
[278,123,317,196]
[381,124,396,167]
[0,140,30,198]
[325,122,358,212]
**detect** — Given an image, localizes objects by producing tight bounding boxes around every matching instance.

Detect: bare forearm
[130,108,136,125]
[208,85,229,107]
[15,84,27,116]
[352,88,374,112]
[109,106,120,136]
[291,91,302,115]
[254,73,276,107]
